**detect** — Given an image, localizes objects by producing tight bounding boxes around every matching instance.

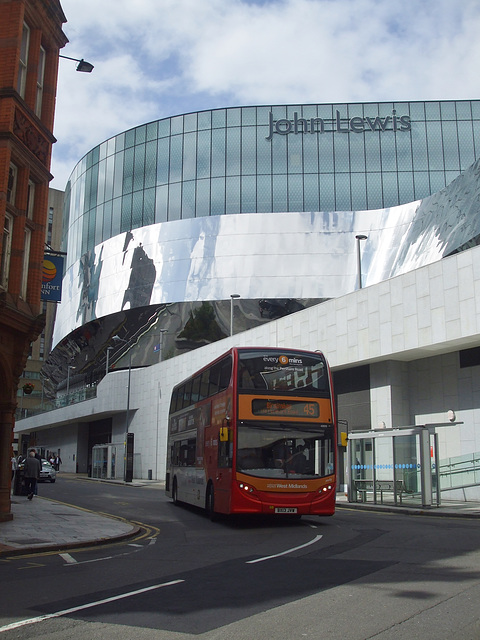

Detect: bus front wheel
[206,484,217,521]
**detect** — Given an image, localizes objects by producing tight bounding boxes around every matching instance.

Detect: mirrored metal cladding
[53,157,480,350]
[44,298,323,392]
[48,101,480,394]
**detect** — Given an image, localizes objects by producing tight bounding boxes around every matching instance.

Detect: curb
[0,524,141,558]
[336,501,480,519]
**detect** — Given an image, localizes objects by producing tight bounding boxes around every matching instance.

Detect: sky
[51,0,480,190]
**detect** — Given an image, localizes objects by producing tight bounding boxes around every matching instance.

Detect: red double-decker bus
[165,347,336,518]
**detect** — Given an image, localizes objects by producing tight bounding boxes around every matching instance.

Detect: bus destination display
[252,398,320,418]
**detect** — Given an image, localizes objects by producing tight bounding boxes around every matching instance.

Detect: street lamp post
[159,330,167,362]
[355,235,367,289]
[230,294,240,336]
[66,365,76,396]
[112,336,131,429]
[105,346,113,375]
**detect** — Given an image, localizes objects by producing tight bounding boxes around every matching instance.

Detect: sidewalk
[0,495,140,557]
[0,473,165,556]
[1,482,480,557]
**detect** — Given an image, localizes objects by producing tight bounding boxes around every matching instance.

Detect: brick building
[0,0,67,520]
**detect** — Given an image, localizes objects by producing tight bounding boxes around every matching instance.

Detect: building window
[47,206,54,244]
[1,214,14,289]
[20,228,31,299]
[459,347,480,368]
[35,46,46,117]
[17,23,30,98]
[27,181,35,219]
[7,164,18,205]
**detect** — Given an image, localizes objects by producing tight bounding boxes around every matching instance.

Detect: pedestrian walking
[29,448,42,494]
[24,451,41,500]
[54,454,62,471]
[11,454,17,480]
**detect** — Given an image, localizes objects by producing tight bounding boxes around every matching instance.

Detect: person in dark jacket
[24,451,41,500]
[29,448,42,494]
[54,455,62,471]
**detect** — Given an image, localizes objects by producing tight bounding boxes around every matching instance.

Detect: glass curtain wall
[62,101,480,270]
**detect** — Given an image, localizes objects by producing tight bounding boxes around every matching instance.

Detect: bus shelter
[347,424,452,508]
[92,443,120,480]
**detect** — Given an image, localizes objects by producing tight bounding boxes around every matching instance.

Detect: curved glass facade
[63,100,480,269]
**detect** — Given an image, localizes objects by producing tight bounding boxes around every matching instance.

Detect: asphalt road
[1,476,480,639]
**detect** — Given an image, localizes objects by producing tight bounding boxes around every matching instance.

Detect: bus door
[214,423,233,512]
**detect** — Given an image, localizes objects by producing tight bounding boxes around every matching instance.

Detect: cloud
[50,0,480,189]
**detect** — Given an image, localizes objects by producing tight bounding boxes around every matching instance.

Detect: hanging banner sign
[41,255,64,302]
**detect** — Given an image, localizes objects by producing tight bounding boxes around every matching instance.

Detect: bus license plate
[275,507,297,514]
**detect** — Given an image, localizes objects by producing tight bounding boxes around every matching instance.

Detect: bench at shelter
[353,479,408,504]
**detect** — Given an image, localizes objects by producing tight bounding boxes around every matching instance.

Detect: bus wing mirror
[219,427,229,442]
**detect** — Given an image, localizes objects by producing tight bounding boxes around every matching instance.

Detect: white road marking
[59,553,77,564]
[246,534,323,564]
[0,579,185,633]
[62,539,155,566]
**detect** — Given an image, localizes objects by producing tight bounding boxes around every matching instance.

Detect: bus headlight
[239,482,255,493]
[319,485,333,493]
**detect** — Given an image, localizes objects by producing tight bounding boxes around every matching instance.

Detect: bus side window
[209,363,220,396]
[170,388,179,414]
[191,375,201,403]
[183,379,193,409]
[180,438,196,466]
[171,441,181,466]
[219,357,232,391]
[175,385,185,412]
[186,438,196,466]
[199,370,209,400]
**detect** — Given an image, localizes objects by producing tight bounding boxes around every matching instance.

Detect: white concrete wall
[34,423,79,473]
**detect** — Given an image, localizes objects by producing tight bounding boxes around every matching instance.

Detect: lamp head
[76,59,94,73]
[59,54,94,73]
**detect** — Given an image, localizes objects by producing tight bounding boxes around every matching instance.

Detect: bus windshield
[238,350,328,393]
[237,420,335,479]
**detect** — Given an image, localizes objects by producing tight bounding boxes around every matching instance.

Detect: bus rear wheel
[205,484,217,521]
[172,478,180,505]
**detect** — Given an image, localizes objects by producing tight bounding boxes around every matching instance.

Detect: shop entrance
[347,426,441,508]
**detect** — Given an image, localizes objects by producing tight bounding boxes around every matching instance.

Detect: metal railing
[15,385,97,420]
[438,452,480,491]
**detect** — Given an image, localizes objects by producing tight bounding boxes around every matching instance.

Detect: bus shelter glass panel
[91,444,118,479]
[351,437,374,502]
[374,437,397,504]
[92,446,108,479]
[393,434,422,506]
[430,431,440,506]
